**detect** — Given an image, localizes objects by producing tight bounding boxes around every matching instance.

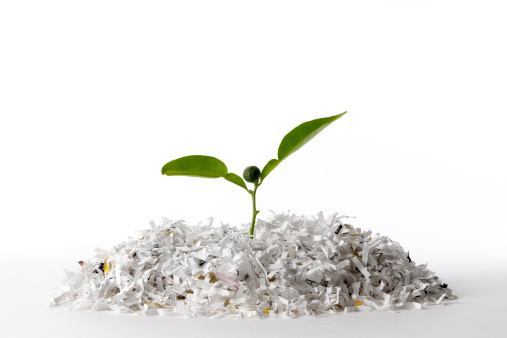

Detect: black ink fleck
[334,225,343,234]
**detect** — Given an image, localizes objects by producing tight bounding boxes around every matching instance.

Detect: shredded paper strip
[51,211,455,318]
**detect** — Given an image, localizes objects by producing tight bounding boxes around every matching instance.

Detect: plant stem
[249,182,260,237]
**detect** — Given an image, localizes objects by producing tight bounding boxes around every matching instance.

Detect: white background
[1,1,506,337]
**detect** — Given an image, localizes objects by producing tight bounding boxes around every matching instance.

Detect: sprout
[161,112,347,237]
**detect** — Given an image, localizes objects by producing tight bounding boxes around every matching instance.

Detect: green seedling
[161,112,347,237]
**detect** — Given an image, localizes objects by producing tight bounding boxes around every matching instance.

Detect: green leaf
[277,112,347,161]
[161,155,228,178]
[260,158,280,181]
[261,112,347,182]
[224,173,248,191]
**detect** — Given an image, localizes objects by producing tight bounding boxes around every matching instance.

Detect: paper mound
[51,211,455,318]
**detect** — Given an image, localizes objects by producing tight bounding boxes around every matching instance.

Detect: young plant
[161,112,347,237]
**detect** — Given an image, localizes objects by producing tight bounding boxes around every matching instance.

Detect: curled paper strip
[51,211,455,318]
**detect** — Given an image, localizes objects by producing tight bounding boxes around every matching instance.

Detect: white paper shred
[50,211,456,318]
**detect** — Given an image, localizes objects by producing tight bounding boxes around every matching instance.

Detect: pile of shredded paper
[51,211,455,318]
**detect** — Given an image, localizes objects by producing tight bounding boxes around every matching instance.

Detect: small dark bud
[243,166,261,183]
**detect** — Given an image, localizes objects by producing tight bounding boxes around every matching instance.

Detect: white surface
[1,1,506,337]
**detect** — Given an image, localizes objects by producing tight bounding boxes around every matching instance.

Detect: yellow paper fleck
[355,301,362,306]
[104,257,110,275]
[144,302,167,309]
[209,272,218,283]
[264,308,269,314]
